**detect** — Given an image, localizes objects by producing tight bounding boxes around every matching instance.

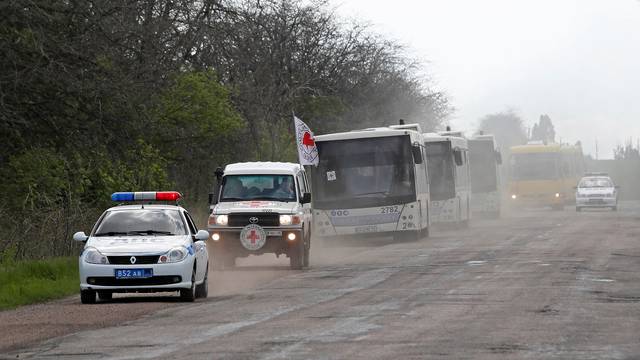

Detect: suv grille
[107,256,160,265]
[228,213,279,227]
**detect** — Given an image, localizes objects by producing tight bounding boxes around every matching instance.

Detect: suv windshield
[579,178,613,188]
[94,209,187,236]
[220,175,297,202]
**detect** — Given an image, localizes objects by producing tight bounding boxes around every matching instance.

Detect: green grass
[0,257,79,310]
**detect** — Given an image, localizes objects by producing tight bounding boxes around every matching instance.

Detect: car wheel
[290,240,304,270]
[80,289,96,304]
[180,269,196,302]
[97,291,112,301]
[195,264,209,299]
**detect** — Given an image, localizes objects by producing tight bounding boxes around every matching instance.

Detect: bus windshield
[313,135,416,209]
[425,141,455,201]
[469,140,498,193]
[510,153,559,181]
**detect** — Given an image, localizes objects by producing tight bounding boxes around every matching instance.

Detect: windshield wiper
[249,196,294,201]
[220,197,246,201]
[94,231,128,236]
[127,230,175,235]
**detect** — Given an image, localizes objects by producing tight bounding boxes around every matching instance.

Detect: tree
[530,114,556,143]
[477,110,528,150]
[614,139,640,160]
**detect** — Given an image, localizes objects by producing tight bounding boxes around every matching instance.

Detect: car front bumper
[576,197,617,207]
[79,256,195,291]
[207,226,304,256]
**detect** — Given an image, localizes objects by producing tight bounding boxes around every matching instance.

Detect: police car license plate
[266,230,282,236]
[115,269,153,279]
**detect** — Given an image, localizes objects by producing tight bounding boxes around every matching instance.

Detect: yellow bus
[508,142,584,210]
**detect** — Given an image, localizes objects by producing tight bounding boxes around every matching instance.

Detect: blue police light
[111,192,135,201]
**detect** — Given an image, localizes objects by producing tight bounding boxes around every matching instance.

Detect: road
[2,203,640,359]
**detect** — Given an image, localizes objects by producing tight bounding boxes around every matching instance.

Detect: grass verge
[0,257,78,311]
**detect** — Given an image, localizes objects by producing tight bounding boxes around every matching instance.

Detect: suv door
[184,211,207,281]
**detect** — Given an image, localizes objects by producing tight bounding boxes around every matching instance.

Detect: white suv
[208,162,312,269]
[575,175,619,211]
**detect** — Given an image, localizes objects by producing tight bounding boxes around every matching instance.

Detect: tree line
[0,0,449,258]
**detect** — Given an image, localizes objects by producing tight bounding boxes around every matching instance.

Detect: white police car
[73,191,209,304]
[575,175,619,211]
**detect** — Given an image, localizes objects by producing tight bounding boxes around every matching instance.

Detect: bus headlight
[555,193,561,198]
[511,194,517,200]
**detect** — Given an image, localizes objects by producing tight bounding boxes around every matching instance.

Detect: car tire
[180,270,196,302]
[290,240,304,270]
[195,265,209,299]
[80,289,96,304]
[97,291,112,301]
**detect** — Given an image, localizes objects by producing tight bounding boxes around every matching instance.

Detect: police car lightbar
[111,191,182,202]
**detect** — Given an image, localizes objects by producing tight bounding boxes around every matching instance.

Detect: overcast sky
[332,0,640,159]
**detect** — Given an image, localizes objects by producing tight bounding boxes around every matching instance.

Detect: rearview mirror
[412,144,423,164]
[194,230,210,241]
[73,231,88,242]
[453,150,463,166]
[208,191,218,205]
[301,192,312,204]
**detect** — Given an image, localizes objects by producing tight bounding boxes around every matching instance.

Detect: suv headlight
[208,214,228,226]
[279,215,301,225]
[84,248,109,264]
[158,247,188,263]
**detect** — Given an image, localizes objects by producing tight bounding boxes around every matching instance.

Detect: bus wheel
[394,231,420,242]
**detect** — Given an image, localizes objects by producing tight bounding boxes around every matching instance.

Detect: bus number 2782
[380,206,399,214]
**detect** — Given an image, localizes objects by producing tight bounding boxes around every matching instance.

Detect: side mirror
[194,230,210,241]
[495,150,503,165]
[73,231,89,242]
[411,144,423,164]
[208,191,218,205]
[301,192,311,204]
[453,150,463,166]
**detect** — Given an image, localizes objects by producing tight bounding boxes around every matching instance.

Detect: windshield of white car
[220,175,297,202]
[94,209,187,236]
[579,178,613,188]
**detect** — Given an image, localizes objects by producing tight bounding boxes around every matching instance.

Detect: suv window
[94,209,188,236]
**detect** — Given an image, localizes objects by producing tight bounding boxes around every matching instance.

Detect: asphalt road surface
[2,202,640,359]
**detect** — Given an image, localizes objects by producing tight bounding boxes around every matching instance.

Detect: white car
[208,162,312,270]
[575,175,619,211]
[73,191,209,304]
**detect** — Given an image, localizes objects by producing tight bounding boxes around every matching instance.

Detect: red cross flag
[294,115,319,166]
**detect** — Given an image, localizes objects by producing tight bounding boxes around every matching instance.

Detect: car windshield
[94,209,187,236]
[220,175,296,202]
[579,178,613,188]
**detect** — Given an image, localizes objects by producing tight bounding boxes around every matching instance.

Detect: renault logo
[249,217,259,224]
[130,256,137,264]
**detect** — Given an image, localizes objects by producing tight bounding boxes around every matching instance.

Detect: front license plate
[115,268,153,279]
[355,225,378,233]
[267,230,282,236]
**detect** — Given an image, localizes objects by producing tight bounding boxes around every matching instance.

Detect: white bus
[312,125,430,242]
[469,134,502,218]
[424,132,471,226]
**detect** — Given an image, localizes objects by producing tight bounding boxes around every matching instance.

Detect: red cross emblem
[248,229,261,244]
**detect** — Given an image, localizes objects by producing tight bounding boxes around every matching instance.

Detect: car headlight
[84,248,109,264]
[158,247,188,263]
[208,214,228,226]
[279,215,301,225]
[511,194,517,200]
